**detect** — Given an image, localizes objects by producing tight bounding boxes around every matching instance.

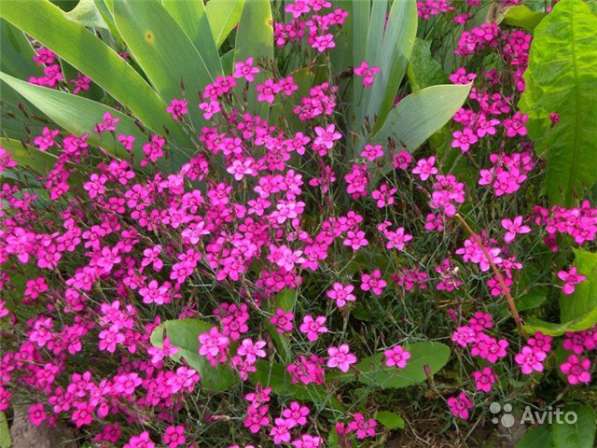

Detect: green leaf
[251,361,343,410]
[519,0,597,205]
[372,83,471,177]
[516,425,554,448]
[502,5,545,31]
[0,72,145,160]
[150,319,238,392]
[0,137,57,175]
[161,0,221,75]
[65,0,108,29]
[0,0,185,145]
[559,249,597,325]
[233,0,273,117]
[366,0,418,132]
[517,289,548,312]
[113,0,221,128]
[375,410,405,430]
[523,311,597,336]
[407,38,448,92]
[0,411,11,448]
[206,0,245,48]
[0,18,38,79]
[348,342,450,389]
[552,404,595,448]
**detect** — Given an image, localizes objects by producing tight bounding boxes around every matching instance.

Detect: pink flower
[354,61,380,88]
[33,127,60,151]
[447,391,473,420]
[501,216,531,243]
[515,346,547,375]
[27,403,47,427]
[124,431,155,448]
[471,367,496,393]
[327,344,357,372]
[271,308,294,334]
[360,269,387,296]
[451,127,478,153]
[198,326,230,367]
[314,124,342,150]
[199,99,221,119]
[234,57,260,82]
[311,34,335,52]
[393,150,413,170]
[348,412,377,439]
[95,111,120,133]
[383,345,411,369]
[118,134,135,151]
[360,143,384,161]
[281,401,310,428]
[256,79,281,104]
[167,98,188,121]
[236,338,267,363]
[299,315,328,342]
[560,354,592,385]
[278,75,299,96]
[343,230,368,251]
[503,111,528,138]
[412,156,438,181]
[162,425,186,448]
[557,267,586,295]
[326,282,356,308]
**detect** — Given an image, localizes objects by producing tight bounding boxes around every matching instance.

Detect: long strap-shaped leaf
[233,0,273,118]
[206,0,245,49]
[113,0,221,129]
[366,0,418,133]
[372,83,471,178]
[0,0,186,145]
[1,72,148,159]
[0,137,57,176]
[162,0,222,74]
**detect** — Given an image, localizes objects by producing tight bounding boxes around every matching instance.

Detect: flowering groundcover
[0,0,596,447]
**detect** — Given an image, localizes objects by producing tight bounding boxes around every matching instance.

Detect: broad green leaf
[161,0,222,75]
[497,289,548,320]
[0,412,10,448]
[407,38,447,92]
[375,410,405,430]
[0,137,57,175]
[233,0,273,117]
[519,0,597,205]
[65,0,108,29]
[0,72,145,160]
[502,5,545,31]
[344,342,450,389]
[251,361,343,410]
[559,249,597,325]
[206,0,245,48]
[516,425,554,448]
[523,311,597,336]
[366,0,418,133]
[0,0,186,145]
[151,319,238,392]
[372,83,471,177]
[552,404,595,448]
[517,289,548,311]
[113,0,221,128]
